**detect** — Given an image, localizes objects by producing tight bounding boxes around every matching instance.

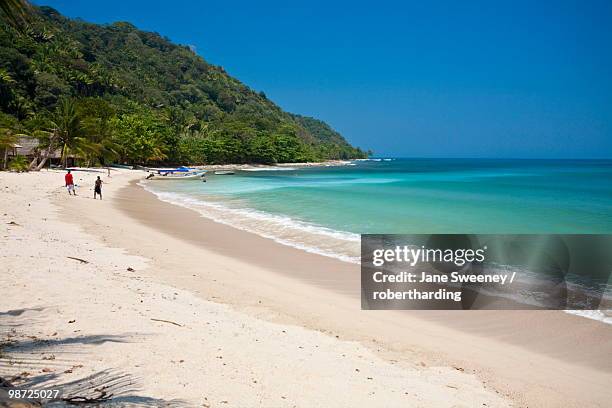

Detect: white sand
[0,170,510,407]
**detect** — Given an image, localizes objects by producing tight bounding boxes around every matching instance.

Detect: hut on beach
[6,136,74,168]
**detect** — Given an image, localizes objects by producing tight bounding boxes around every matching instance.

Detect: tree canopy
[0,5,368,166]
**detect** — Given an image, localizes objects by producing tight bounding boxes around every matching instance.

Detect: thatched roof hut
[10,136,63,159]
[12,137,40,157]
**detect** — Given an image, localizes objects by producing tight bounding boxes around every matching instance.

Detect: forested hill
[290,114,353,146]
[0,5,368,165]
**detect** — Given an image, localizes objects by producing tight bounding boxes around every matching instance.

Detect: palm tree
[48,98,87,168]
[0,0,31,28]
[0,123,37,170]
[0,68,14,84]
[0,68,15,106]
[9,96,33,120]
[0,126,17,169]
[24,98,81,171]
[28,99,119,170]
[81,116,120,165]
[29,129,56,171]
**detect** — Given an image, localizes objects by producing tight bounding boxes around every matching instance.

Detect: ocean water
[142,158,612,322]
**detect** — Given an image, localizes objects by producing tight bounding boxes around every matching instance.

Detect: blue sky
[34,0,611,158]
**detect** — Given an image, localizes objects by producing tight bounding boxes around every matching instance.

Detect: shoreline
[111,177,611,407]
[2,169,611,406]
[127,159,358,172]
[1,169,510,407]
[139,178,612,326]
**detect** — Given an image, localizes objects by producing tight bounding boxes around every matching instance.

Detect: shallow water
[143,158,612,323]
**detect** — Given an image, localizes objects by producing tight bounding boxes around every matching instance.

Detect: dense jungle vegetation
[0,4,368,168]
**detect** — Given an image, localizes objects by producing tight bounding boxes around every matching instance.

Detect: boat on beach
[154,166,194,173]
[214,170,235,175]
[145,171,206,180]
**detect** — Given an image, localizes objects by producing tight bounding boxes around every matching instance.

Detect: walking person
[65,170,76,196]
[94,176,103,200]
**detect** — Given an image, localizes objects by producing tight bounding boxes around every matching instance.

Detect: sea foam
[140,182,361,264]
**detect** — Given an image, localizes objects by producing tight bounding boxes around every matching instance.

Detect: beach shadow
[8,334,129,351]
[3,368,186,407]
[0,307,47,331]
[1,309,186,407]
[0,308,46,317]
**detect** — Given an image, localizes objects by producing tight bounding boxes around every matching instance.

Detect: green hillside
[0,5,367,166]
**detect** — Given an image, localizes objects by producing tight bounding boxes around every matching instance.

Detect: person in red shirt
[65,170,76,196]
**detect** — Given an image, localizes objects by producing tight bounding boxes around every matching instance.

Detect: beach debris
[65,364,83,373]
[150,318,182,327]
[66,256,89,264]
[0,376,14,388]
[7,221,20,226]
[62,386,112,404]
[127,267,135,271]
[453,366,464,372]
[68,320,76,323]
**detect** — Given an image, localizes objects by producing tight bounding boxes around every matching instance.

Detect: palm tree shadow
[1,309,187,407]
[33,369,185,407]
[3,368,186,406]
[0,307,47,331]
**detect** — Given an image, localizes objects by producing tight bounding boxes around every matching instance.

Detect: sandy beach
[1,169,611,407]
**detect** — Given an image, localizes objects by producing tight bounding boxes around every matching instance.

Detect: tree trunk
[2,148,7,170]
[60,143,67,168]
[35,155,49,171]
[28,155,38,170]
[33,132,57,172]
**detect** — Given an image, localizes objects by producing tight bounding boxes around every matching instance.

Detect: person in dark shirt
[94,176,103,200]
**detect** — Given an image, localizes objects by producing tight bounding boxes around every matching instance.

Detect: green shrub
[8,155,28,172]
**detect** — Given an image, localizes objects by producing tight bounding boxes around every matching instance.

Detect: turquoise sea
[145,158,612,248]
[143,158,612,321]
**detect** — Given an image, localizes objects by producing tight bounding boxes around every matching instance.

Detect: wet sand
[1,169,511,407]
[103,178,612,407]
[3,169,608,406]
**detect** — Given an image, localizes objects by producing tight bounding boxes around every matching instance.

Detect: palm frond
[0,0,31,29]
